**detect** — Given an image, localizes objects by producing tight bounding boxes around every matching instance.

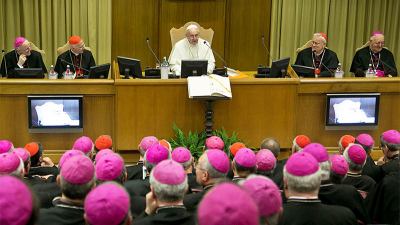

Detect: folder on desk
[187,75,232,98]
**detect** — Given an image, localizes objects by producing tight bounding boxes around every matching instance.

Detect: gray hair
[260,138,280,157]
[343,144,366,172]
[203,154,228,179]
[9,157,25,178]
[319,161,331,181]
[149,172,188,202]
[313,33,327,44]
[60,176,95,200]
[283,167,321,193]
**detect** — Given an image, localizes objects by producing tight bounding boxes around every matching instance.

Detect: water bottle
[365,64,375,78]
[334,63,344,78]
[160,56,169,79]
[48,65,58,79]
[64,65,73,79]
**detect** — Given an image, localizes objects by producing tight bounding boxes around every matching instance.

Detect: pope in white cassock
[168,24,216,76]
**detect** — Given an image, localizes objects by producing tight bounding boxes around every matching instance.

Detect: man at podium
[0,37,47,77]
[350,32,397,77]
[169,24,215,76]
[294,33,339,77]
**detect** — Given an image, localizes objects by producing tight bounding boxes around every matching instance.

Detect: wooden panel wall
[112,0,272,70]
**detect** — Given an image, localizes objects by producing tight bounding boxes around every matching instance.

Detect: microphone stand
[203,41,227,76]
[2,50,8,77]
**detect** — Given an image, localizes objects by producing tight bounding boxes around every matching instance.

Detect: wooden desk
[0,79,115,151]
[114,77,299,150]
[297,77,400,148]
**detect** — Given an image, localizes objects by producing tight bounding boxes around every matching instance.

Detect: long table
[0,76,398,162]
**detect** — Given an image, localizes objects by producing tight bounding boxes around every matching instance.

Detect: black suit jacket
[350,46,397,76]
[295,47,339,77]
[0,50,47,77]
[126,162,144,180]
[135,207,195,225]
[124,177,150,197]
[37,200,84,225]
[54,49,95,77]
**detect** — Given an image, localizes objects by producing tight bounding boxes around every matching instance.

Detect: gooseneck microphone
[203,41,228,76]
[1,50,8,77]
[261,35,271,66]
[60,58,90,72]
[146,37,161,65]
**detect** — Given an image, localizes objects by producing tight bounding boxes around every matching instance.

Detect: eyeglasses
[312,41,322,45]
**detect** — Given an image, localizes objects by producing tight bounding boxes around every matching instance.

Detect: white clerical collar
[70,50,80,56]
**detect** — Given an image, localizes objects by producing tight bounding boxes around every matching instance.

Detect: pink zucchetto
[242,176,282,217]
[72,136,94,155]
[302,143,329,163]
[234,148,256,168]
[206,149,230,174]
[139,136,159,151]
[285,152,319,176]
[371,31,383,36]
[145,144,169,164]
[205,136,225,150]
[382,129,400,144]
[330,154,349,176]
[61,155,94,185]
[94,148,114,163]
[84,182,130,225]
[13,148,30,162]
[95,153,124,182]
[256,149,276,171]
[14,37,26,48]
[152,160,186,185]
[171,147,192,163]
[355,134,374,148]
[0,140,13,153]
[0,175,33,225]
[346,145,367,165]
[58,150,85,169]
[0,152,22,174]
[198,183,259,225]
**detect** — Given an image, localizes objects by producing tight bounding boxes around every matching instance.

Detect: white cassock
[168,37,216,76]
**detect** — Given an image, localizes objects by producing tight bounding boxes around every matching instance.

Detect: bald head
[260,138,280,158]
[186,24,200,45]
[369,34,385,53]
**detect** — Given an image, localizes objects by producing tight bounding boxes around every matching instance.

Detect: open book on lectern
[187,75,232,99]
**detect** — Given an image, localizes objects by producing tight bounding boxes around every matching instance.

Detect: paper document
[187,75,232,98]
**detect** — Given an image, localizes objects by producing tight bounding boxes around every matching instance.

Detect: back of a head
[25,142,42,167]
[201,149,230,180]
[355,133,374,153]
[256,149,277,175]
[150,160,188,202]
[198,183,259,225]
[0,152,24,177]
[343,144,367,172]
[84,182,131,225]
[302,143,330,181]
[0,175,36,225]
[233,148,256,175]
[94,135,113,151]
[139,136,159,156]
[95,153,126,184]
[144,144,170,173]
[380,129,400,152]
[284,152,321,193]
[242,175,282,224]
[60,155,95,200]
[330,154,349,184]
[260,138,280,157]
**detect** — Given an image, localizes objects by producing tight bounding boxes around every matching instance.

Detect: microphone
[313,50,334,77]
[261,35,271,66]
[1,50,8,77]
[146,37,161,66]
[60,58,90,72]
[203,41,227,76]
[379,59,397,76]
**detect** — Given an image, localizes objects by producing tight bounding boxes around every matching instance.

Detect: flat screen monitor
[28,95,83,133]
[13,68,44,78]
[89,63,110,79]
[269,57,290,78]
[325,93,380,130]
[291,64,315,77]
[181,60,208,78]
[117,56,142,78]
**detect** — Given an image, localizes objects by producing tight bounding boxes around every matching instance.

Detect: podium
[192,96,230,137]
